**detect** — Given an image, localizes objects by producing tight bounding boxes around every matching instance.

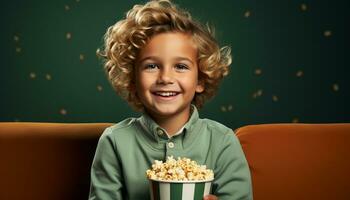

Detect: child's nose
[157,68,174,84]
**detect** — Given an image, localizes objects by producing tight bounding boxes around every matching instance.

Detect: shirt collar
[138,104,199,141]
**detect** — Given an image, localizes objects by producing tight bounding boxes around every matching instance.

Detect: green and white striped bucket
[149,178,213,200]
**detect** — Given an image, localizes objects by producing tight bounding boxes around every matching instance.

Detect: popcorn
[146,156,214,181]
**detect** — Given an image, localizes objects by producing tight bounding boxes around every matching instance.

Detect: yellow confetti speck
[29,72,36,79]
[244,10,251,18]
[45,74,52,80]
[292,118,299,123]
[14,35,20,42]
[79,54,85,61]
[66,32,72,40]
[252,89,263,99]
[228,105,233,111]
[76,0,80,2]
[221,106,227,112]
[272,95,279,102]
[65,5,70,11]
[257,89,263,96]
[332,83,339,92]
[15,47,21,53]
[296,70,304,77]
[255,68,262,75]
[300,3,307,11]
[97,85,103,91]
[60,109,67,115]
[324,30,332,37]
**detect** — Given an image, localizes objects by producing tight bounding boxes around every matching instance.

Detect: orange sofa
[0,122,349,200]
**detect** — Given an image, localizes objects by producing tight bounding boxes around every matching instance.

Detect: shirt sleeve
[89,127,124,200]
[213,130,253,200]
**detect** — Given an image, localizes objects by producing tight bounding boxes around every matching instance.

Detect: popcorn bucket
[149,178,213,200]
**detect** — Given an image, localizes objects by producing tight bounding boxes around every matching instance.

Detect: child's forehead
[137,32,198,61]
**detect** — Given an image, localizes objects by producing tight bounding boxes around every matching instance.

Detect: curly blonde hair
[99,0,231,111]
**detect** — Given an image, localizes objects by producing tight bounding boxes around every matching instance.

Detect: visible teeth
[156,92,177,97]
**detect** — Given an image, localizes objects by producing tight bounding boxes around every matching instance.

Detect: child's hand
[203,194,218,200]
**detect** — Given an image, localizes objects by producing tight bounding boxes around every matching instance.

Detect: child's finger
[203,194,218,200]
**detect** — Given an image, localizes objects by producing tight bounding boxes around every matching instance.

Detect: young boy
[89,0,253,199]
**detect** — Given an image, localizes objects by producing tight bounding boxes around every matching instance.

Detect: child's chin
[154,107,179,115]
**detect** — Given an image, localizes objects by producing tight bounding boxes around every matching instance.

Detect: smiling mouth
[152,91,180,97]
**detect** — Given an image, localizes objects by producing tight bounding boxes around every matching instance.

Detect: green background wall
[1,0,349,129]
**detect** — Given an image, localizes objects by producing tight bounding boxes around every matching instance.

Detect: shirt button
[168,142,175,148]
[157,129,164,136]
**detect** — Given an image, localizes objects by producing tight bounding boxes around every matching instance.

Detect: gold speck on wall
[221,106,227,112]
[45,74,52,80]
[324,30,332,37]
[66,32,72,40]
[292,118,299,123]
[300,3,307,11]
[252,89,263,99]
[13,35,20,42]
[29,72,36,79]
[60,109,67,115]
[244,10,251,18]
[221,104,234,112]
[79,54,85,61]
[65,5,70,11]
[97,85,103,91]
[15,47,22,53]
[255,68,262,75]
[332,83,339,92]
[272,95,279,102]
[296,70,304,77]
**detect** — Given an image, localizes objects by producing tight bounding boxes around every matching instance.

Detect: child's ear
[195,80,205,93]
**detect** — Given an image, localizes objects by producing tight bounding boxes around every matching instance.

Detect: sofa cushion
[0,122,112,200]
[235,123,350,200]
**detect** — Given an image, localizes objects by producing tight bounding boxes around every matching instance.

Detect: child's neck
[147,106,191,137]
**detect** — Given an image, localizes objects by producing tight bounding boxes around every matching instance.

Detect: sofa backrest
[1,122,349,200]
[235,123,350,200]
[0,122,112,200]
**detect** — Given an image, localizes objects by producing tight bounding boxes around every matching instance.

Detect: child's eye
[144,63,159,70]
[175,64,189,71]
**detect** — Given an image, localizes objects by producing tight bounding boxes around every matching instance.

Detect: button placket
[167,142,175,148]
[157,129,164,136]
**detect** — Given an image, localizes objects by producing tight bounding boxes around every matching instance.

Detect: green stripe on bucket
[194,183,205,200]
[170,183,183,200]
[152,181,160,200]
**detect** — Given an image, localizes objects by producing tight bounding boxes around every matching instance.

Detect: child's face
[135,32,204,118]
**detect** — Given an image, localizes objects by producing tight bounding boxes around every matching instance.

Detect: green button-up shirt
[89,106,253,200]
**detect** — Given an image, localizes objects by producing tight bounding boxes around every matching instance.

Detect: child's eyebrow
[138,56,194,65]
[138,56,160,64]
[174,57,194,65]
